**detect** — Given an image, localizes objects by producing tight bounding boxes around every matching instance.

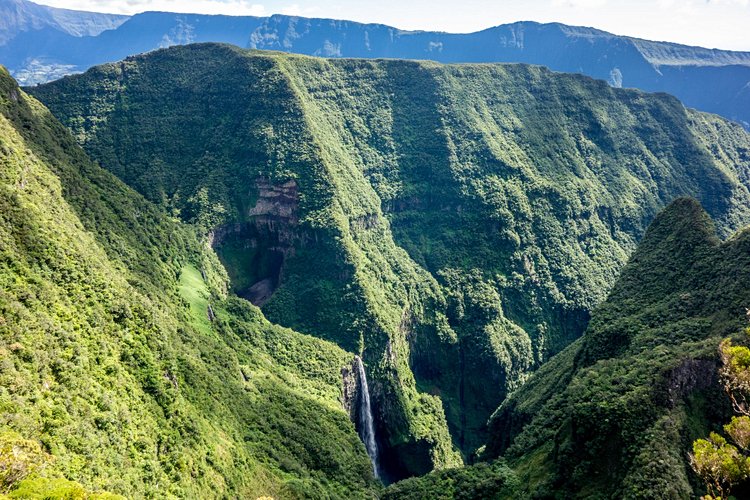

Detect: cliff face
[29,44,750,478]
[341,358,359,422]
[249,177,299,228]
[211,177,300,305]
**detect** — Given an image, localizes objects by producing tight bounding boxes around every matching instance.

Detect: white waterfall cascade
[355,355,380,478]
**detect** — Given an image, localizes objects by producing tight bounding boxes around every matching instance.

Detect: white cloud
[279,3,320,16]
[708,0,749,6]
[39,0,266,16]
[280,3,302,15]
[550,0,607,8]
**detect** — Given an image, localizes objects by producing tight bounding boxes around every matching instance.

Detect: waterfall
[355,355,380,478]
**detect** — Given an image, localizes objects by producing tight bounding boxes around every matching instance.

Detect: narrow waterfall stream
[355,355,380,478]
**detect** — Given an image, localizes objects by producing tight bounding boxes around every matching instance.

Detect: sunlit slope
[0,66,375,498]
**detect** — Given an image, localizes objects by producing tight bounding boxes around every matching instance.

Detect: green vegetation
[8,475,124,499]
[0,66,376,498]
[690,334,750,499]
[29,43,750,478]
[381,460,519,499]
[485,198,750,498]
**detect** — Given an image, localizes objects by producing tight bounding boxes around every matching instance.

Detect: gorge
[25,42,750,488]
[1,17,750,496]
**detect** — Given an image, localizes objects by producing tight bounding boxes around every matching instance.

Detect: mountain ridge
[0,0,126,43]
[1,0,749,127]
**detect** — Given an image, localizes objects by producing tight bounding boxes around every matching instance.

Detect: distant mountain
[0,0,125,43]
[1,0,749,127]
[0,0,126,81]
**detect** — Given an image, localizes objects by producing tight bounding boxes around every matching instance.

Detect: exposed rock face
[341,359,358,421]
[244,278,275,306]
[211,177,300,306]
[660,358,718,408]
[250,177,299,229]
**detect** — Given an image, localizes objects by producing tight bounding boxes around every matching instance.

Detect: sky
[34,0,750,51]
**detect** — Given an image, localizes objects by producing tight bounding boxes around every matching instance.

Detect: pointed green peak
[577,198,719,365]
[622,197,719,285]
[615,197,719,304]
[638,197,718,249]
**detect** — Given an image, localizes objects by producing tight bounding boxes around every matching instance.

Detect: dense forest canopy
[0,35,749,498]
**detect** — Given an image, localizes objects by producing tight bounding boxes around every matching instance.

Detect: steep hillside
[2,1,749,128]
[29,43,750,478]
[484,198,750,498]
[0,66,376,498]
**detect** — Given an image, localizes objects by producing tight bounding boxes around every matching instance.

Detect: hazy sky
[35,0,750,51]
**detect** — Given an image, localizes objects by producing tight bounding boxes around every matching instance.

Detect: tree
[690,332,750,499]
[0,431,48,493]
[691,432,749,499]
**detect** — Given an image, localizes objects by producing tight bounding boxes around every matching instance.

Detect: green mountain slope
[382,198,750,498]
[0,66,376,498]
[484,198,750,498]
[28,43,750,477]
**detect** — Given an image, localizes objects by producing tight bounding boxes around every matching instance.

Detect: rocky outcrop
[209,177,300,249]
[341,357,360,423]
[244,278,275,306]
[250,177,299,230]
[210,177,301,306]
[660,357,718,408]
[350,213,380,231]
